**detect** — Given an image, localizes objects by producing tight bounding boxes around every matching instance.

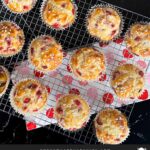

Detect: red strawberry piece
[24,98,31,103]
[78,81,88,86]
[4,0,9,4]
[36,90,42,98]
[52,23,60,29]
[26,122,36,131]
[74,99,81,107]
[76,69,82,76]
[111,30,117,36]
[96,118,103,126]
[61,3,66,8]
[5,37,11,46]
[72,8,75,15]
[42,66,48,69]
[56,107,63,114]
[23,5,29,10]
[123,49,133,58]
[46,108,54,118]
[138,89,148,100]
[46,86,51,93]
[113,37,124,44]
[63,51,67,57]
[99,42,109,47]
[103,93,114,104]
[106,10,112,15]
[69,88,80,95]
[31,47,34,55]
[135,36,141,41]
[34,70,44,78]
[139,71,144,77]
[28,83,38,89]
[99,73,107,81]
[112,71,120,80]
[67,65,72,73]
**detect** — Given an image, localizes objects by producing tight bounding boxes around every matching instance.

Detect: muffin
[0,21,25,57]
[28,35,63,72]
[54,94,90,131]
[87,6,122,42]
[41,0,77,30]
[10,79,48,115]
[125,23,150,58]
[94,108,130,144]
[70,47,105,81]
[0,66,10,97]
[111,64,145,99]
[3,0,37,13]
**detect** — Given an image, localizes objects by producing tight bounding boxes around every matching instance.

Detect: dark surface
[0,0,150,144]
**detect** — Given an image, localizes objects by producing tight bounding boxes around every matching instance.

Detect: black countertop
[0,0,150,144]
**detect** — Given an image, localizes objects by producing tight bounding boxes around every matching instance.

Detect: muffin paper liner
[0,66,10,97]
[40,0,78,30]
[54,94,91,132]
[0,20,25,58]
[110,63,146,101]
[69,45,107,82]
[93,108,130,145]
[9,78,48,117]
[1,0,38,14]
[124,21,150,59]
[28,34,64,74]
[85,4,124,44]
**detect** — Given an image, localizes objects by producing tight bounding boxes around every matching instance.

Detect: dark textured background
[0,0,150,144]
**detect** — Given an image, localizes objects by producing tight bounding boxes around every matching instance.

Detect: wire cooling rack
[0,0,150,144]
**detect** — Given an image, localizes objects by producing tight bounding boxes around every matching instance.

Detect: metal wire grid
[0,0,150,144]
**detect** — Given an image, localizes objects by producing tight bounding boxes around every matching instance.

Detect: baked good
[87,6,122,42]
[41,0,76,29]
[94,108,130,144]
[0,21,25,57]
[0,66,10,97]
[111,64,145,99]
[28,35,63,72]
[3,0,37,13]
[54,94,90,131]
[125,23,150,58]
[70,47,105,81]
[10,79,48,115]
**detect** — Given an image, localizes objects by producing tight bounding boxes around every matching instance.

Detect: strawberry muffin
[10,79,48,115]
[3,0,37,13]
[70,47,105,81]
[41,0,77,30]
[54,94,90,131]
[87,6,122,42]
[125,23,150,58]
[28,35,63,72]
[111,64,145,99]
[0,21,25,57]
[94,108,130,144]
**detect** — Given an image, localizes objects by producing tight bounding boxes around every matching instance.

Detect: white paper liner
[85,4,124,44]
[40,0,78,30]
[1,0,38,14]
[0,66,10,97]
[28,34,64,73]
[0,20,25,58]
[54,94,91,132]
[93,108,130,145]
[9,78,48,117]
[124,21,150,58]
